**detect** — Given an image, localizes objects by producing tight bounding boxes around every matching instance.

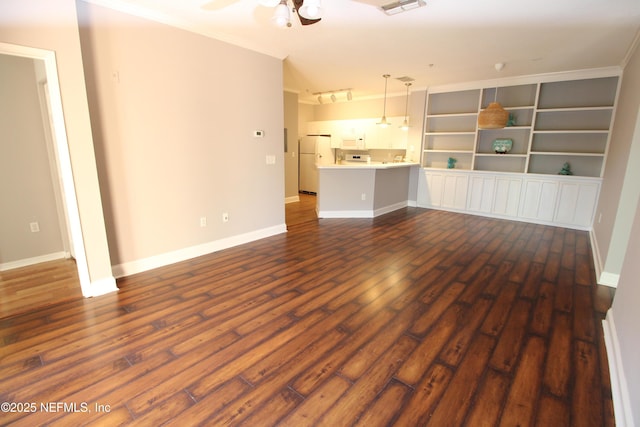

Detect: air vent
[380,0,425,15]
[395,76,415,83]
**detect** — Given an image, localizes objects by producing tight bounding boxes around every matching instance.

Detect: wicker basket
[478,102,509,129]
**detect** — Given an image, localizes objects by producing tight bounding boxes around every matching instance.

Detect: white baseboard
[374,201,409,217]
[602,310,635,427]
[0,251,68,271]
[599,272,620,288]
[111,224,287,278]
[285,195,300,204]
[83,276,118,297]
[319,201,409,219]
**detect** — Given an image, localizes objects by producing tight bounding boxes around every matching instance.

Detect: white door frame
[0,41,91,294]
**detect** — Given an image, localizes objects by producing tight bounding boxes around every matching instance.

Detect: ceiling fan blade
[201,0,240,11]
[293,0,321,25]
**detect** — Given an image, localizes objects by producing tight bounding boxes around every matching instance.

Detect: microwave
[341,134,366,150]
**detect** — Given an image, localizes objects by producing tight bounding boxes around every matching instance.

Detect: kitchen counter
[316,162,420,218]
[317,161,419,170]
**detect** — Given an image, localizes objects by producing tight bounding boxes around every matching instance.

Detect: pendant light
[400,82,411,130]
[478,62,509,129]
[377,74,391,128]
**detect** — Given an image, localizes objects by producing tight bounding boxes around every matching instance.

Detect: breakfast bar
[316,161,419,218]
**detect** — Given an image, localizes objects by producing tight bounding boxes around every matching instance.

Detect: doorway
[0,43,89,315]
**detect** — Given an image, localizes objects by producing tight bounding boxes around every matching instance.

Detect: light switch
[266,155,276,165]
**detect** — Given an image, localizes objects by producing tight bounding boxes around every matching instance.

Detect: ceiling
[86,0,640,103]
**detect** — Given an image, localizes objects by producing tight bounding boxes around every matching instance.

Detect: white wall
[605,191,640,426]
[594,36,640,284]
[77,2,285,274]
[0,0,114,294]
[0,55,64,266]
[597,36,640,427]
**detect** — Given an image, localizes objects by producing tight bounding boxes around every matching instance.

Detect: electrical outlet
[222,212,229,223]
[200,217,207,227]
[266,155,276,165]
[361,193,366,201]
[30,222,40,233]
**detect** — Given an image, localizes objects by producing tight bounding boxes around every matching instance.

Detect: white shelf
[424,149,474,153]
[475,153,527,158]
[426,112,477,118]
[536,106,614,113]
[532,130,609,134]
[530,152,605,157]
[425,131,476,135]
[422,75,619,178]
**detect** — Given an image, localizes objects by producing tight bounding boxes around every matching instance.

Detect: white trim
[111,224,287,278]
[319,210,375,218]
[318,201,409,219]
[374,201,409,217]
[285,195,300,204]
[0,252,68,272]
[0,42,92,296]
[85,276,119,297]
[602,310,635,427]
[427,66,622,94]
[599,272,620,288]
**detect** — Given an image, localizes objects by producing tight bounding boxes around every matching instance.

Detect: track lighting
[312,88,353,103]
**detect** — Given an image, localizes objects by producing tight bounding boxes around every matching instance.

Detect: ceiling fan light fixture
[330,93,337,103]
[299,0,322,19]
[273,0,291,27]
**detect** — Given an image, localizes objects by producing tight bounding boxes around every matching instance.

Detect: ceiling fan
[201,0,321,27]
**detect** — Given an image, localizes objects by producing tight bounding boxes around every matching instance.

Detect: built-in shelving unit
[422,76,619,178]
[418,72,620,230]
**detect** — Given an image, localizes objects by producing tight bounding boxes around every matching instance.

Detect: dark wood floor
[0,206,616,426]
[0,259,82,319]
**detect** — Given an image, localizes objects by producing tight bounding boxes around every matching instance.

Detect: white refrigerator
[299,135,334,194]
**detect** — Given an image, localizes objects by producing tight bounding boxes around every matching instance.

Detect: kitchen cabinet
[417,169,601,230]
[467,174,522,217]
[420,170,468,210]
[306,117,409,150]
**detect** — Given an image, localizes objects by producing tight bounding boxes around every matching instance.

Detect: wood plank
[464,369,510,427]
[427,334,496,426]
[499,336,546,426]
[543,312,572,398]
[489,299,532,373]
[572,340,604,427]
